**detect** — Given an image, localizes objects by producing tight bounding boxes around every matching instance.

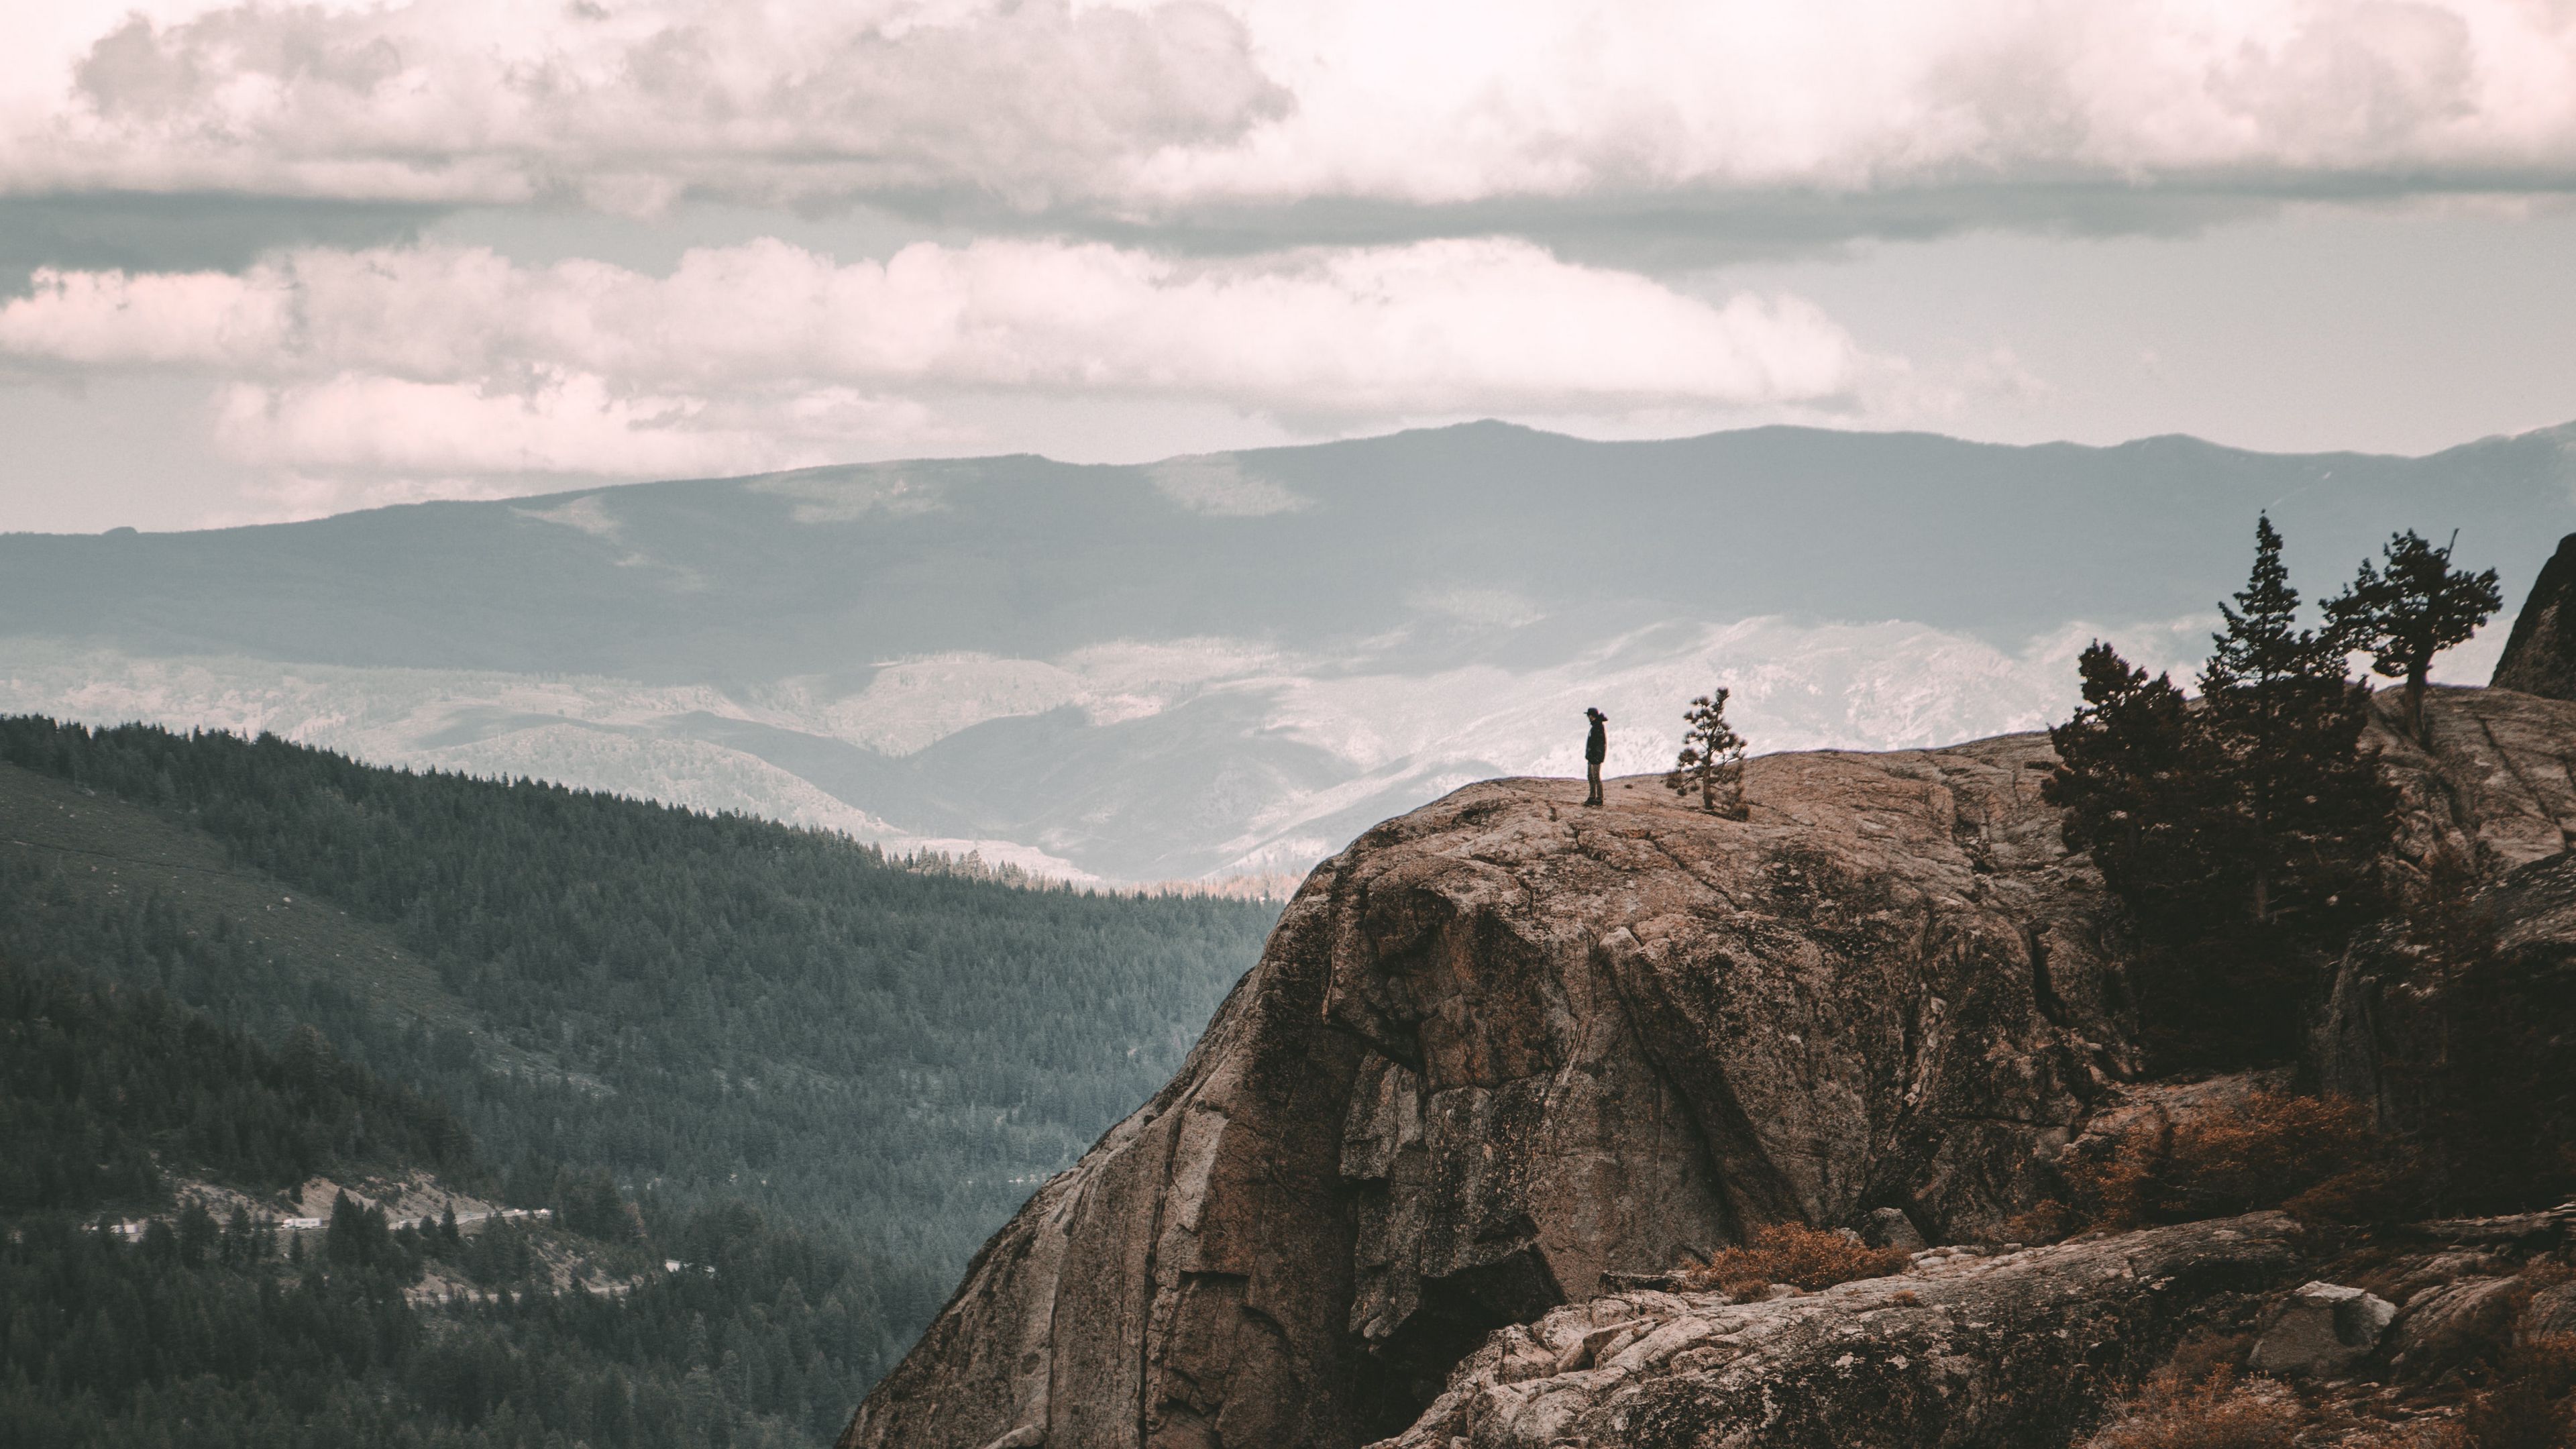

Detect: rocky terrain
[838,686,2576,1449]
[2493,531,2576,702]
[1379,1214,2302,1449]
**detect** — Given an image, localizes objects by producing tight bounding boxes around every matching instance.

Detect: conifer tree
[2047,518,2400,1066]
[2324,529,2502,742]
[2196,515,2393,936]
[2043,642,2210,933]
[1665,688,1748,817]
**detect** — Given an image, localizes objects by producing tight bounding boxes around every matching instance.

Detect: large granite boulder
[841,690,2576,1449]
[2493,531,2576,700]
[1377,1214,2302,1449]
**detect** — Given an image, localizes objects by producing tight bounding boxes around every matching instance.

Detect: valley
[0,719,1279,1447]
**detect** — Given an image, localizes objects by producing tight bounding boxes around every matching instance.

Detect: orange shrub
[2072,1092,2408,1227]
[2002,1197,2082,1245]
[2461,1329,2576,1449]
[2086,1367,2301,1449]
[1680,1222,1909,1299]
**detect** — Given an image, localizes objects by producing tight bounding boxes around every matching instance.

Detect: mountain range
[5,419,2570,881]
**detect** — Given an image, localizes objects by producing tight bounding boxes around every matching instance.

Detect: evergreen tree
[2043,642,2208,936]
[2324,529,2503,742]
[2047,518,2399,1065]
[1665,688,1748,818]
[2196,515,2394,938]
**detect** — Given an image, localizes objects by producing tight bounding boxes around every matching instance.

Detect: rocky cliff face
[2493,531,2576,700]
[841,689,2576,1449]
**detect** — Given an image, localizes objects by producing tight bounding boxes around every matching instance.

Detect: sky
[5,0,2576,534]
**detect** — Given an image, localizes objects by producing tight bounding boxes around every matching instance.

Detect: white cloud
[5,1,2575,214]
[209,370,788,476]
[0,265,288,366]
[6,0,1281,209]
[0,236,1868,480]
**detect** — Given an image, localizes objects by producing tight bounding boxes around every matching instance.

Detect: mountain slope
[0,949,911,1449]
[0,716,1279,1391]
[3,420,2568,878]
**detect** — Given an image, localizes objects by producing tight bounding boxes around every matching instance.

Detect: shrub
[1679,1222,1909,1299]
[2461,1328,2576,1449]
[2001,1197,2081,1246]
[2086,1366,2302,1449]
[2072,1092,2410,1227]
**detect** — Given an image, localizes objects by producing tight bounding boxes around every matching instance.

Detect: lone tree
[2324,529,2502,743]
[1667,688,1748,817]
[2197,514,2392,936]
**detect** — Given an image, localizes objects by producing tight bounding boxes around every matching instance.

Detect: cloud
[0,264,288,366]
[0,235,1869,480]
[9,0,1283,211]
[7,1,2575,225]
[209,371,794,477]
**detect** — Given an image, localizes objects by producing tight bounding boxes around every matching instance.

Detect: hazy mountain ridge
[5,420,2567,879]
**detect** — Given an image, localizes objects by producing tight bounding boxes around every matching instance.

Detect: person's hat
[1585,707,1605,720]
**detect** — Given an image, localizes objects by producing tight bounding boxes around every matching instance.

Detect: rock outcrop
[2493,531,2576,700]
[841,690,2576,1449]
[1378,1214,2301,1449]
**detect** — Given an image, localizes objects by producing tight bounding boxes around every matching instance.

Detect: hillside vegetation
[0,959,910,1448]
[0,716,1279,1446]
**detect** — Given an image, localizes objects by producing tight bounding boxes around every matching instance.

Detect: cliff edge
[841,688,2576,1449]
[2493,531,2576,700]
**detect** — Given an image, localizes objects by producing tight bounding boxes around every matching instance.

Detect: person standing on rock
[1584,706,1607,806]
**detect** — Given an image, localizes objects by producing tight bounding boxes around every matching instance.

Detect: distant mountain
[5,420,2569,880]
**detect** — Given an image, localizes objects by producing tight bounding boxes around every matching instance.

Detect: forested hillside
[0,957,473,1211]
[0,716,1281,1445]
[0,961,914,1448]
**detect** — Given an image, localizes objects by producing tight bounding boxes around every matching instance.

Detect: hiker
[1584,706,1607,806]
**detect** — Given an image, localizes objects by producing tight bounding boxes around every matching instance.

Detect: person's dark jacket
[1585,718,1607,763]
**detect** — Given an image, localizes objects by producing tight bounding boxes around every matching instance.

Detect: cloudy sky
[6,0,2576,533]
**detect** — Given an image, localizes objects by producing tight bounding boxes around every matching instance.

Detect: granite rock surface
[840,690,2576,1449]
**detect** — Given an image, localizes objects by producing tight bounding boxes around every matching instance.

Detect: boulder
[1374,1214,2302,1449]
[2247,1281,2397,1379]
[842,729,2140,1448]
[2385,1277,2524,1380]
[2361,1251,2510,1307]
[2528,1281,2576,1338]
[1860,1208,1927,1252]
[2493,532,2576,701]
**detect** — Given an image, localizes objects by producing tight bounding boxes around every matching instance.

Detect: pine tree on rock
[2196,514,2394,938]
[1666,688,1749,818]
[2043,642,2214,934]
[2324,529,2503,743]
[2046,518,2400,1067]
